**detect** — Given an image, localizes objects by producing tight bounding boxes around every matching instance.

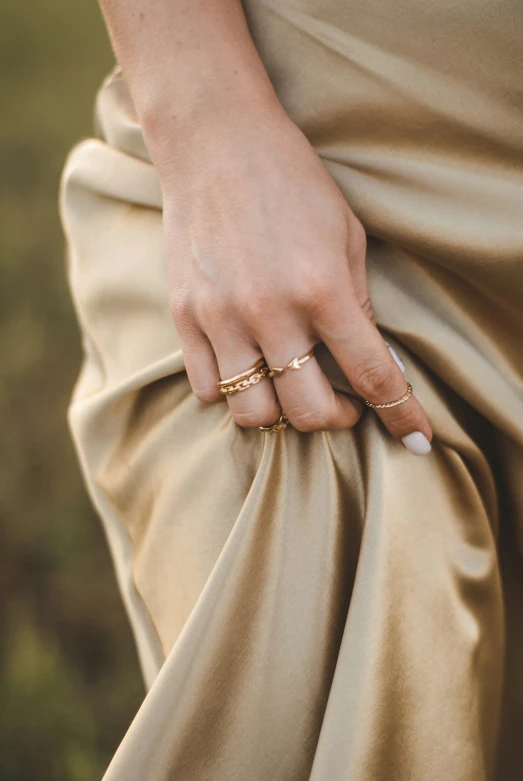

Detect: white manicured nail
[401,431,432,455]
[386,342,406,373]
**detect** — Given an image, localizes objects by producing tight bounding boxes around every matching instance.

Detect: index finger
[314,291,433,455]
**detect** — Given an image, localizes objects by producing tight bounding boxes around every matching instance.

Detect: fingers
[315,291,433,453]
[178,315,363,432]
[345,217,377,326]
[178,325,223,404]
[260,335,363,432]
[173,294,281,427]
[174,284,432,449]
[210,333,281,429]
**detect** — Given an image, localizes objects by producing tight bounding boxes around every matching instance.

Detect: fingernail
[401,431,432,455]
[386,342,406,373]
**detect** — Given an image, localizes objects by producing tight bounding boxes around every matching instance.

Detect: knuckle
[290,270,334,313]
[259,407,286,428]
[352,361,397,400]
[236,284,275,325]
[384,402,421,432]
[196,289,229,328]
[361,297,377,325]
[233,407,273,428]
[287,406,329,432]
[192,385,221,404]
[169,291,193,327]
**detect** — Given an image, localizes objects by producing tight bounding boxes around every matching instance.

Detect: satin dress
[58,1,523,778]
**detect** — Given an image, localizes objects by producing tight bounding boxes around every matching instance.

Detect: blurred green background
[0,1,144,779]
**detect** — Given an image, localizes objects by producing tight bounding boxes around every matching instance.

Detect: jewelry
[268,346,316,378]
[259,412,289,432]
[218,357,269,396]
[363,382,413,409]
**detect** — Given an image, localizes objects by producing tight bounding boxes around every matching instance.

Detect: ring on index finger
[363,382,413,409]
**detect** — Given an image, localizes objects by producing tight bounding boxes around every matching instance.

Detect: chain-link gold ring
[218,357,269,396]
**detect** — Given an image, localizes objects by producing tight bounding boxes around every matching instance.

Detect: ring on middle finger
[259,411,289,432]
[267,346,316,378]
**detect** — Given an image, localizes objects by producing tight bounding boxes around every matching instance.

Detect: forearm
[98,0,281,145]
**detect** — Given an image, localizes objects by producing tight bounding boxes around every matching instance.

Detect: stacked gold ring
[217,358,289,433]
[217,357,269,396]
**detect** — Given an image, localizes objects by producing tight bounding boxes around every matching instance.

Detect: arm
[95,0,433,451]
[98,0,280,151]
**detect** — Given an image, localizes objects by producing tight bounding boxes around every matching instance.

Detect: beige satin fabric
[59,1,523,778]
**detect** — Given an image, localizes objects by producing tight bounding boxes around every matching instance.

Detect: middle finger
[260,332,363,432]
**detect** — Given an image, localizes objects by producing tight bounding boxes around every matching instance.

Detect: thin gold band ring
[217,357,266,387]
[218,357,269,396]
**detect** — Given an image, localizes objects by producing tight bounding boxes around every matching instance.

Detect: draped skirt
[58,1,523,778]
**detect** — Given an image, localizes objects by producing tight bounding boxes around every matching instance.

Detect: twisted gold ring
[218,357,269,396]
[259,412,289,432]
[364,382,413,409]
[268,346,316,378]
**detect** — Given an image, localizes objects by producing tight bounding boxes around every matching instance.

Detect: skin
[97,0,433,444]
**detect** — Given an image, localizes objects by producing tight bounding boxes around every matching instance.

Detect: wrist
[140,68,286,180]
[142,71,280,140]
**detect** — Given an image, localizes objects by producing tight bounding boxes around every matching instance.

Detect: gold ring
[268,346,316,378]
[259,412,289,432]
[363,382,413,409]
[218,357,269,396]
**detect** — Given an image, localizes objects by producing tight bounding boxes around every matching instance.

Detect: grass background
[0,1,144,778]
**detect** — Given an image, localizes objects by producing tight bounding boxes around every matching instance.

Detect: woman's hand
[153,97,433,448]
[98,0,432,449]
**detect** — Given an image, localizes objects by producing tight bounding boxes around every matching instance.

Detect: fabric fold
[59,2,523,776]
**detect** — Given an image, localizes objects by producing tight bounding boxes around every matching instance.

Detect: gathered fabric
[59,1,523,778]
